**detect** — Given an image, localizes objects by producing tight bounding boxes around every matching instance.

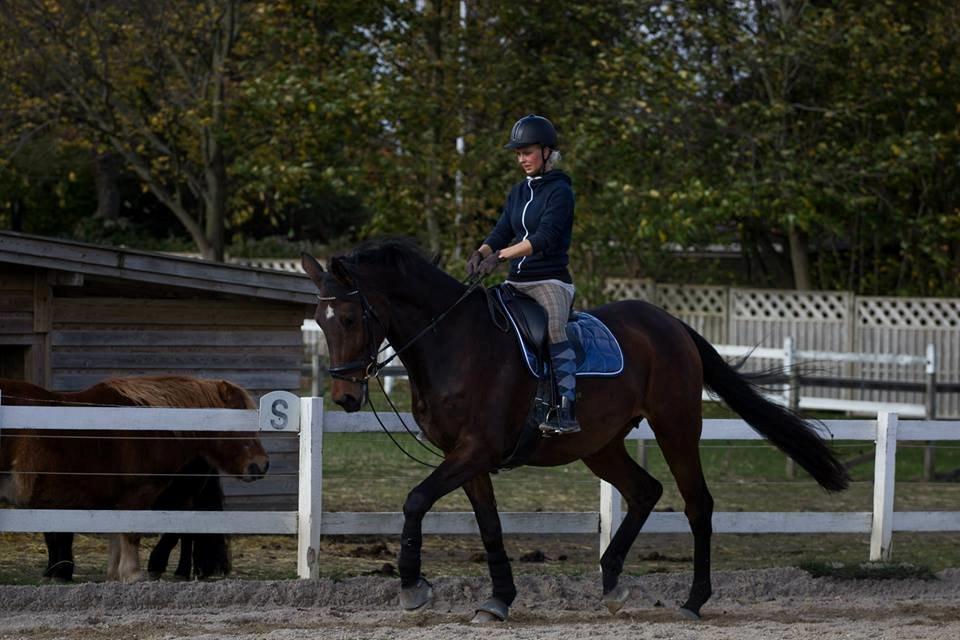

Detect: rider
[466,114,580,435]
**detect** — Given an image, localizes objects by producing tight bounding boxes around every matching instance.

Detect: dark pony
[302,238,848,621]
[0,376,267,582]
[146,457,231,581]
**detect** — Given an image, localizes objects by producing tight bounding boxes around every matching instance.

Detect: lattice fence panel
[730,289,852,399]
[655,284,728,344]
[604,278,655,303]
[856,297,960,417]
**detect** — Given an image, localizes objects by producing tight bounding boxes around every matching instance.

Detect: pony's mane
[337,237,436,276]
[104,376,255,409]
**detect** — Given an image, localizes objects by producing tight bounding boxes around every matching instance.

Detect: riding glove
[476,251,504,276]
[465,250,484,276]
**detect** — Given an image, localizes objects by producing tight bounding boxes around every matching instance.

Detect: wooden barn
[0,230,318,509]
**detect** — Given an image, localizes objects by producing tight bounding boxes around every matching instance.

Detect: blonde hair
[545,148,562,172]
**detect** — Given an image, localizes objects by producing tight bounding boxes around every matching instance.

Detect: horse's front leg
[398,452,486,611]
[463,473,515,623]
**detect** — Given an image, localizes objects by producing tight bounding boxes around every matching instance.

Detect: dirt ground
[0,567,958,640]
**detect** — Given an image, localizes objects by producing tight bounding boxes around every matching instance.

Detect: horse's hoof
[678,606,702,621]
[471,597,508,623]
[603,585,630,614]
[399,577,433,611]
[121,572,146,584]
[147,571,163,581]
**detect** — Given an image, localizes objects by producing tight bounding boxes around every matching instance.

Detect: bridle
[317,287,386,384]
[318,273,485,386]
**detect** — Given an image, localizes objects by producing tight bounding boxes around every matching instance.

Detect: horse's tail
[683,325,850,492]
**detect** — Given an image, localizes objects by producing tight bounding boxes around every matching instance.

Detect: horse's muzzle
[243,459,269,482]
[334,386,366,413]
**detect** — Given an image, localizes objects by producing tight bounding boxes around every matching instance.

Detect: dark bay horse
[301,238,848,622]
[0,376,268,582]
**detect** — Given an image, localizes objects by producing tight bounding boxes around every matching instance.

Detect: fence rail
[2,397,959,578]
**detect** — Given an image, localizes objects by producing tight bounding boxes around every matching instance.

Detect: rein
[320,273,489,467]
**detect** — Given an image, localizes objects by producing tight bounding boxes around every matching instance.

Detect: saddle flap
[493,284,549,355]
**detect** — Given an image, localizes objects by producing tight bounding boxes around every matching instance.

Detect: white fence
[0,391,323,579]
[712,340,936,417]
[2,397,959,579]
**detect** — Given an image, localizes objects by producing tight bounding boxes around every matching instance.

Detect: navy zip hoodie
[484,170,574,283]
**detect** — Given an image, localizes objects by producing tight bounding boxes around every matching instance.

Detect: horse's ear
[218,380,253,409]
[300,252,325,286]
[431,252,442,267]
[328,256,354,286]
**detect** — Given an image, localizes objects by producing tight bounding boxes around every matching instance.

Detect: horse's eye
[340,315,356,328]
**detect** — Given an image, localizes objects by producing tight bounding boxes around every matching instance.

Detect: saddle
[492,284,624,379]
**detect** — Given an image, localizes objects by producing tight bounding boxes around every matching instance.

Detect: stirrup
[538,406,581,436]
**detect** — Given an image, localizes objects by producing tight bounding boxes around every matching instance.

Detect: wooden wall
[50,296,305,395]
[0,267,49,385]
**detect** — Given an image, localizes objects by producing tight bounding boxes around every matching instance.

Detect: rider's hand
[465,250,484,276]
[477,251,504,276]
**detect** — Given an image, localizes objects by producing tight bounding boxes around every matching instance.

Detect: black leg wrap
[486,548,516,606]
[600,512,645,594]
[398,534,423,588]
[600,554,625,593]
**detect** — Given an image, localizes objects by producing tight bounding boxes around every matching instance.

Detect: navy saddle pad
[493,286,624,379]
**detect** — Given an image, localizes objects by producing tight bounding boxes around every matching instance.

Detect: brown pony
[0,376,268,582]
[301,238,848,622]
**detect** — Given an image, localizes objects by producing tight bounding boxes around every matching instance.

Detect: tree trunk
[203,135,227,262]
[93,151,122,221]
[788,224,812,290]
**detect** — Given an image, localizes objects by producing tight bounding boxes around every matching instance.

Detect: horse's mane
[337,237,438,277]
[103,376,255,409]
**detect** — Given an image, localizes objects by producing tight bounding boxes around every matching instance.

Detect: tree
[3,0,245,260]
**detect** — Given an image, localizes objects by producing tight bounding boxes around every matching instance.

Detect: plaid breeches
[508,281,575,343]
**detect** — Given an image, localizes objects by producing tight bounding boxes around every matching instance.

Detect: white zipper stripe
[517,177,537,272]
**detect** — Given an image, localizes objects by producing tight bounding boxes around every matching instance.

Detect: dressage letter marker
[259,390,300,432]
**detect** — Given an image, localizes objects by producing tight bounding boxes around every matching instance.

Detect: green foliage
[1,1,958,293]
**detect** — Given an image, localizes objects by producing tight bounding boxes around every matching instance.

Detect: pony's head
[104,376,270,482]
[301,238,437,412]
[204,380,270,482]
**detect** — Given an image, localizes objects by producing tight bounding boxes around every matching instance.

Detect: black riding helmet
[504,114,558,149]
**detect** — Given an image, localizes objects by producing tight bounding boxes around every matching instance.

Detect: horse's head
[200,432,270,482]
[200,380,269,482]
[301,252,389,412]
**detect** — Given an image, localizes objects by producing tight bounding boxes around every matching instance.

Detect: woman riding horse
[302,239,848,623]
[466,114,580,434]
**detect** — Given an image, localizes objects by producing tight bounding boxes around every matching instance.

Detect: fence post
[870,411,898,562]
[297,397,324,579]
[310,353,321,398]
[784,336,798,480]
[923,344,937,481]
[599,481,622,559]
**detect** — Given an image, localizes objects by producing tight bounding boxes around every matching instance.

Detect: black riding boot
[540,340,581,435]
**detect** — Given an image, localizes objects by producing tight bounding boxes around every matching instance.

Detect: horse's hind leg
[107,534,121,581]
[175,535,194,580]
[582,438,664,614]
[118,533,145,582]
[462,473,515,622]
[651,411,714,619]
